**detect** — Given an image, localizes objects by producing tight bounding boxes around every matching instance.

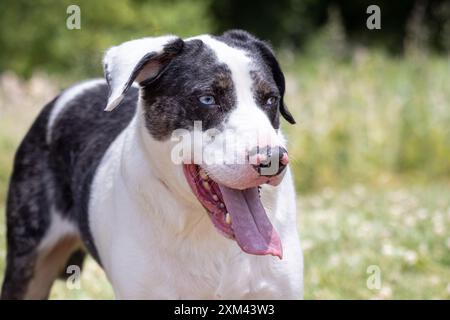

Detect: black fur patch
[216,29,296,126]
[50,84,138,262]
[1,99,56,299]
[141,39,236,140]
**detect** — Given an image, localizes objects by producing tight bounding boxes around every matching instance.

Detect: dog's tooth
[212,194,219,201]
[225,213,231,225]
[202,181,210,190]
[219,202,225,209]
[199,169,208,180]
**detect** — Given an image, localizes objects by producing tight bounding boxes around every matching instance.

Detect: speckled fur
[1,85,137,299]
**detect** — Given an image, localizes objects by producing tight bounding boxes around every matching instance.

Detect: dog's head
[103,30,295,259]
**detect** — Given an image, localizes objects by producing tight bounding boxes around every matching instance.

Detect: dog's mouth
[183,164,282,259]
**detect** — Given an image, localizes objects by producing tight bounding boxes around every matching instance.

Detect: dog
[1,30,303,299]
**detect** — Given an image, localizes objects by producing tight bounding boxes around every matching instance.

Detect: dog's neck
[115,100,207,232]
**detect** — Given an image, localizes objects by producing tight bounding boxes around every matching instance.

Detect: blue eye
[199,95,216,105]
[266,96,279,106]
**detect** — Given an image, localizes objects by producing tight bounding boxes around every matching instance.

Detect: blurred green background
[0,0,449,299]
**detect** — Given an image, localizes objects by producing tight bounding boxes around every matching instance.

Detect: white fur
[38,209,79,252]
[103,35,177,111]
[88,35,303,299]
[189,36,255,109]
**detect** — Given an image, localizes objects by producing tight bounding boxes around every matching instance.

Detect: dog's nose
[250,146,289,177]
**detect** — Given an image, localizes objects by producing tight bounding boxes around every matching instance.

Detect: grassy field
[0,51,449,299]
[300,183,450,299]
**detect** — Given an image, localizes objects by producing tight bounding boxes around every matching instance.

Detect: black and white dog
[1,30,303,299]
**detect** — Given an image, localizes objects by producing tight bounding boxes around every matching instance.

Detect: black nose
[250,146,289,177]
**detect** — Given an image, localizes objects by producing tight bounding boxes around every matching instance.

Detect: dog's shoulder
[47,79,136,143]
[47,77,139,182]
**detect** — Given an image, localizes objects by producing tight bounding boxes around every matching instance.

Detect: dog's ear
[103,36,184,111]
[254,41,296,125]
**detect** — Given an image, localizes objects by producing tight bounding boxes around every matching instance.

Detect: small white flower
[329,254,340,267]
[430,276,440,285]
[404,250,418,265]
[434,223,445,236]
[382,244,395,256]
[378,286,392,299]
[416,208,428,220]
[405,215,417,227]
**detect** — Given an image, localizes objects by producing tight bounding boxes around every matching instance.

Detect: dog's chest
[103,211,286,299]
[133,237,285,299]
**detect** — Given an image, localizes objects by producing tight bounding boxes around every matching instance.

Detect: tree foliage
[0,0,212,78]
[1,0,449,78]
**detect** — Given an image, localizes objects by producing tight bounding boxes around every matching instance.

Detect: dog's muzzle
[250,146,289,177]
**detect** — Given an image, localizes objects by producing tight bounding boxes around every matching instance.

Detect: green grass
[299,183,450,299]
[282,51,450,192]
[1,51,450,299]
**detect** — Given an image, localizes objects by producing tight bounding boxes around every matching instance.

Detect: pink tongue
[218,185,283,259]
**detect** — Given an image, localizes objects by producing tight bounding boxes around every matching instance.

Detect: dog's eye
[265,96,279,106]
[198,95,216,106]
